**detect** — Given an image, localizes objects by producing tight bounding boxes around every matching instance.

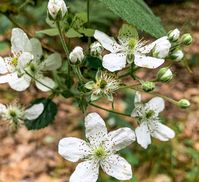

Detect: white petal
[0,74,11,84]
[108,127,135,152]
[41,53,62,71]
[24,103,44,120]
[0,103,6,114]
[134,54,164,69]
[150,122,175,141]
[11,28,32,53]
[101,154,132,180]
[85,112,108,146]
[103,53,126,72]
[135,122,151,149]
[8,73,31,91]
[70,160,99,182]
[0,57,8,74]
[35,76,56,92]
[94,30,122,53]
[58,137,91,162]
[146,97,165,114]
[17,52,33,69]
[30,38,43,60]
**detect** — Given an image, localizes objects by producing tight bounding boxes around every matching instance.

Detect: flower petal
[108,127,135,152]
[146,97,165,114]
[0,57,8,74]
[103,53,126,72]
[150,122,175,141]
[35,76,56,92]
[70,160,99,182]
[0,103,6,114]
[135,122,151,149]
[0,74,11,84]
[11,28,32,53]
[100,154,132,180]
[24,103,44,120]
[85,112,108,146]
[41,53,62,71]
[58,137,91,162]
[8,73,31,91]
[17,52,33,69]
[134,54,164,69]
[94,30,122,53]
[30,38,43,60]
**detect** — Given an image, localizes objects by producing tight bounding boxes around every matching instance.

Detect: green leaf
[25,98,57,130]
[36,28,59,36]
[71,12,87,30]
[98,0,166,38]
[79,28,95,37]
[66,28,83,38]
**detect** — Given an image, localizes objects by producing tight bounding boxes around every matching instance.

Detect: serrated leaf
[36,28,59,36]
[98,0,166,38]
[118,24,139,44]
[25,98,57,130]
[66,28,83,38]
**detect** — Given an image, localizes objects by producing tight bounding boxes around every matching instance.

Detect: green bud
[157,67,173,82]
[181,33,192,45]
[177,99,191,109]
[142,81,155,92]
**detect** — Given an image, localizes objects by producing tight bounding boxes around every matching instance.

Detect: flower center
[146,110,155,119]
[94,146,106,159]
[128,38,138,49]
[9,110,17,118]
[11,57,18,66]
[100,80,107,89]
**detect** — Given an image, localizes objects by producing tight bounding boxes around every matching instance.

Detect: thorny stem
[89,103,132,118]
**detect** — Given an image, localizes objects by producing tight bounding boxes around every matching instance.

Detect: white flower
[0,103,44,127]
[94,30,170,72]
[0,28,62,92]
[85,71,121,101]
[69,46,84,63]
[90,41,103,57]
[131,92,175,149]
[48,0,67,19]
[58,112,135,182]
[168,28,180,41]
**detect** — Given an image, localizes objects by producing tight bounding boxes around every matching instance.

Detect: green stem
[56,21,70,74]
[72,65,86,83]
[89,103,132,118]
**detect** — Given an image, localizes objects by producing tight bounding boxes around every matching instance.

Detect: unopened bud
[157,67,173,82]
[69,46,84,63]
[171,50,184,61]
[48,0,67,20]
[168,28,180,41]
[177,99,190,109]
[142,81,155,92]
[90,42,103,57]
[181,33,192,45]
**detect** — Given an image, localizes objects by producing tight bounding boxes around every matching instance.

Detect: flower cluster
[0,0,193,181]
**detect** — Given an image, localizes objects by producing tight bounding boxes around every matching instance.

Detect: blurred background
[0,0,198,182]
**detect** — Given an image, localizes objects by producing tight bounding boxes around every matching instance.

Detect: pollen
[11,57,18,66]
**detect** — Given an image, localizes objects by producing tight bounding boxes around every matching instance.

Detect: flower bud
[168,28,180,41]
[152,36,171,59]
[157,67,173,82]
[90,42,103,57]
[69,46,84,63]
[177,99,191,109]
[170,50,184,61]
[48,0,67,20]
[181,33,192,45]
[142,81,155,92]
